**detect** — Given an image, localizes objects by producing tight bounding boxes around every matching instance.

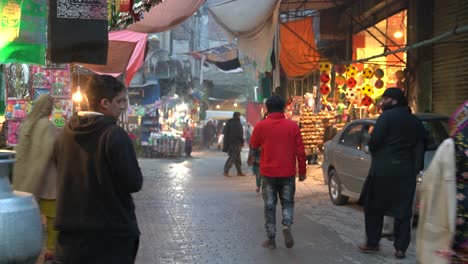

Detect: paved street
[134,149,416,264]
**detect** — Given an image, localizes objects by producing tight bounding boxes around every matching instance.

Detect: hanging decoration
[334,64,346,75]
[346,77,357,88]
[346,65,358,78]
[110,0,165,30]
[319,62,331,96]
[361,95,373,106]
[361,84,374,96]
[362,68,374,79]
[345,88,356,101]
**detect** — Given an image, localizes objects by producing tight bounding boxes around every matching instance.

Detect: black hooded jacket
[53,114,143,235]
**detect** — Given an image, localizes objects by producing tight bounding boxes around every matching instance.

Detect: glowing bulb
[72,86,83,102]
[216,105,220,109]
[393,31,403,38]
[234,103,238,107]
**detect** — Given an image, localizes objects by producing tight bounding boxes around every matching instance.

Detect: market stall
[3,63,73,146]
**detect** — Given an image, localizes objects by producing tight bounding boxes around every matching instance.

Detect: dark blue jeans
[262,176,296,238]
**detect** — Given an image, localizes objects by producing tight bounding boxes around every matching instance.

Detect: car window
[339,124,363,149]
[421,119,449,150]
[360,124,374,150]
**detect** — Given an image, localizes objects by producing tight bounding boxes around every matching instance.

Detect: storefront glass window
[352,10,407,88]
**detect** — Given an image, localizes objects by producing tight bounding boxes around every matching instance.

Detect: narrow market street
[133,149,417,264]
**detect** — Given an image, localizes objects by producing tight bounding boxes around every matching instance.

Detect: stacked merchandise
[300,108,334,165]
[148,132,182,158]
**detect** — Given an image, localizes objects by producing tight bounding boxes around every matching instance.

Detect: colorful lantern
[362,68,374,79]
[320,73,330,83]
[345,89,356,101]
[320,84,331,95]
[346,77,357,88]
[335,75,346,86]
[361,84,374,96]
[346,65,358,78]
[361,95,373,106]
[335,64,346,75]
[374,69,384,79]
[375,79,384,89]
[319,62,331,73]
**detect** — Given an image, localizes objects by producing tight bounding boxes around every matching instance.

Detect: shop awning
[208,0,281,72]
[80,30,148,85]
[128,0,206,33]
[279,17,320,78]
[280,0,353,12]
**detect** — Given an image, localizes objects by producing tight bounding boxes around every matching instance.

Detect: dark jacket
[222,118,244,152]
[359,106,425,219]
[53,114,143,235]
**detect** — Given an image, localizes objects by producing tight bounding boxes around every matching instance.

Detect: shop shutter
[432,0,468,115]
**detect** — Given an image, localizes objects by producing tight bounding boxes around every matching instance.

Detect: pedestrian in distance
[416,101,467,264]
[12,94,58,262]
[182,122,194,157]
[223,112,246,177]
[52,74,143,264]
[358,88,426,259]
[250,96,307,249]
[248,113,269,193]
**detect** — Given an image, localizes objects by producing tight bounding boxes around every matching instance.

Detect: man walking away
[223,112,245,176]
[250,96,307,249]
[53,75,143,264]
[358,88,425,259]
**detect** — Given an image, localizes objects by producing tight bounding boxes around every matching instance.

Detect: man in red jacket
[250,95,307,249]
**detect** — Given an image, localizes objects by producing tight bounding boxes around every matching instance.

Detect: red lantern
[346,77,357,88]
[320,84,330,95]
[361,95,373,106]
[375,79,384,89]
[320,73,330,83]
[335,64,346,75]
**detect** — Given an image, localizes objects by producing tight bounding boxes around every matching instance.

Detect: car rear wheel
[328,169,349,205]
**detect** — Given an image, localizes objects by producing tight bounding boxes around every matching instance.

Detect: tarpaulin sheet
[186,43,237,63]
[48,0,108,64]
[280,17,320,78]
[128,0,206,33]
[208,0,280,72]
[0,0,47,65]
[80,30,148,86]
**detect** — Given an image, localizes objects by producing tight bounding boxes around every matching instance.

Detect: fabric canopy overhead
[280,17,320,78]
[208,0,280,72]
[186,43,238,62]
[81,30,148,86]
[128,0,206,33]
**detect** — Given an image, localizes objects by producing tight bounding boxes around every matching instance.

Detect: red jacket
[250,112,306,177]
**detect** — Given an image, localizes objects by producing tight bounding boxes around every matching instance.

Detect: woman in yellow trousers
[12,95,58,261]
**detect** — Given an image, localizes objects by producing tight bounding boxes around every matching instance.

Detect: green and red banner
[0,0,47,65]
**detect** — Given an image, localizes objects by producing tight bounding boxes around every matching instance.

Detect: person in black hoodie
[53,75,143,264]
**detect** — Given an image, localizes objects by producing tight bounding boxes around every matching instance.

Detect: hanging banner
[0,0,47,65]
[48,0,109,64]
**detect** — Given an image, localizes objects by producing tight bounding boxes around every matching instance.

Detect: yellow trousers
[39,199,58,251]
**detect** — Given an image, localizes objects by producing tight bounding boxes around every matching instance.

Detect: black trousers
[364,208,411,252]
[53,232,139,264]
